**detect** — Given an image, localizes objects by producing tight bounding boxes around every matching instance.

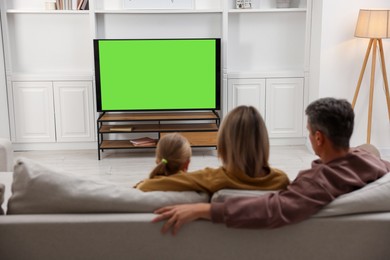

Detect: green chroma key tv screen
[94,39,221,111]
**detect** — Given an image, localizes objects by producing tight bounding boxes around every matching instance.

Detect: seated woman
[135,106,290,195]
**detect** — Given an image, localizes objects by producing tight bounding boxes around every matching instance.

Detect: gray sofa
[1,139,390,260]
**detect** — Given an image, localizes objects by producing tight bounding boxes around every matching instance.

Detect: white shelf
[9,73,94,81]
[6,10,89,14]
[228,70,305,79]
[228,8,306,13]
[94,9,223,14]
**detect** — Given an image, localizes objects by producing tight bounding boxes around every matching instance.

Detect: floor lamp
[353,9,390,144]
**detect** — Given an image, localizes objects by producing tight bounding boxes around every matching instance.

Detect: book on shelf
[55,0,88,10]
[78,0,89,10]
[56,0,62,10]
[130,137,157,147]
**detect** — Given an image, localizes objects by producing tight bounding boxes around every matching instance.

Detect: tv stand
[97,111,220,160]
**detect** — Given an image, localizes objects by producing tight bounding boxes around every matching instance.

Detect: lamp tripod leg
[353,39,374,109]
[367,39,378,144]
[378,39,390,121]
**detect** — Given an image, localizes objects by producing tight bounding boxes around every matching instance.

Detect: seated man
[153,97,390,234]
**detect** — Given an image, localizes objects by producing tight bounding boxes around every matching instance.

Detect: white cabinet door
[53,81,95,142]
[227,78,266,116]
[265,78,304,138]
[12,81,55,142]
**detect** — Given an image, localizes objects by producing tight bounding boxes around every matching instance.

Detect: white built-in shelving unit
[0,0,312,150]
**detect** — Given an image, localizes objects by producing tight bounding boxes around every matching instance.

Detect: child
[149,133,192,178]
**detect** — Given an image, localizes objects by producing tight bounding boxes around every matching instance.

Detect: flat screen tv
[93,38,221,112]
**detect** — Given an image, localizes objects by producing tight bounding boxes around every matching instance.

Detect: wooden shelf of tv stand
[98,111,219,122]
[100,140,156,149]
[100,123,218,133]
[100,135,217,149]
[97,111,220,159]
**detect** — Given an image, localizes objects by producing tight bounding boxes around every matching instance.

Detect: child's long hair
[217,106,270,178]
[149,133,192,178]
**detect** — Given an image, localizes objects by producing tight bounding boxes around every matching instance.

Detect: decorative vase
[236,0,252,9]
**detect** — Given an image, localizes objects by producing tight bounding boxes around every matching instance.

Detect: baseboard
[12,142,96,151]
[269,137,306,146]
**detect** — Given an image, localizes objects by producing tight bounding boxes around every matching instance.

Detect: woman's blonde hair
[149,133,192,178]
[217,106,270,177]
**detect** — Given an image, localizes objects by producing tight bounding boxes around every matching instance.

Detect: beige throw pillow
[7,158,209,214]
[313,172,390,217]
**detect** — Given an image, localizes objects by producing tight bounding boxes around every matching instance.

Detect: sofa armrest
[0,138,13,172]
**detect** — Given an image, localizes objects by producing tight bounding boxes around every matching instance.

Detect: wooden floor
[13,146,390,187]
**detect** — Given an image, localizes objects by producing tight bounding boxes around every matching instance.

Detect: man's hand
[152,203,211,235]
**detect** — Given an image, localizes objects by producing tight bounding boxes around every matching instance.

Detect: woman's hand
[152,203,211,235]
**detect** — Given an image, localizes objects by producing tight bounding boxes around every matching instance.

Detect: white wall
[310,0,390,153]
[0,15,10,139]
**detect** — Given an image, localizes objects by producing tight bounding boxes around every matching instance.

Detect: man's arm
[152,176,331,234]
[153,203,211,235]
[211,177,333,229]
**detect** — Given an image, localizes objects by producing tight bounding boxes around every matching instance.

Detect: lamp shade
[355,9,390,38]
